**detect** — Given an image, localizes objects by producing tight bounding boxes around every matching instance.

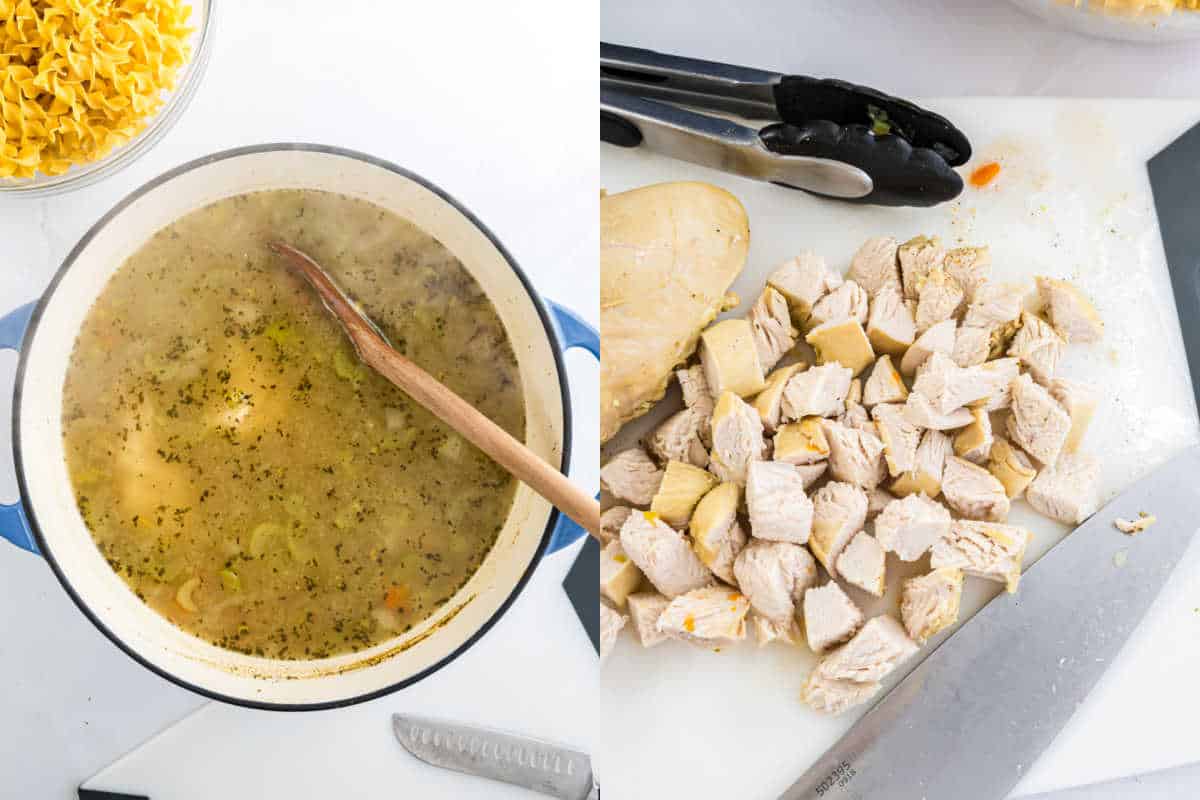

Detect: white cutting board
[599,98,1200,800]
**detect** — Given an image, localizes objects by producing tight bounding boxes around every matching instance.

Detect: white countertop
[0,1,596,797]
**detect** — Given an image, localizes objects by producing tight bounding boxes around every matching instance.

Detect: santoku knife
[780,443,1200,800]
[392,713,597,799]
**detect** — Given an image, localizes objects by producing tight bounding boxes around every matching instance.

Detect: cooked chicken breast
[900,318,956,376]
[1026,453,1100,525]
[700,318,767,399]
[867,487,896,519]
[809,481,870,576]
[781,362,853,420]
[1036,276,1104,344]
[931,519,1030,593]
[820,418,887,489]
[676,363,715,445]
[898,235,945,300]
[848,236,901,295]
[657,585,750,645]
[619,510,713,597]
[690,482,747,584]
[801,671,881,715]
[600,540,644,608]
[943,246,991,302]
[648,407,709,468]
[752,613,803,647]
[815,615,918,683]
[986,437,1037,499]
[749,286,798,372]
[874,492,952,561]
[900,568,963,643]
[953,405,993,464]
[1006,373,1071,466]
[872,402,923,477]
[773,417,830,466]
[962,282,1025,330]
[866,283,917,357]
[891,429,950,497]
[755,362,806,433]
[600,602,626,664]
[599,505,633,545]
[847,377,863,406]
[733,538,819,623]
[914,269,964,335]
[838,399,875,433]
[942,455,1010,522]
[807,319,876,376]
[1048,378,1098,453]
[709,390,766,485]
[600,447,663,506]
[902,391,973,430]
[863,355,909,407]
[768,251,844,322]
[913,352,1000,415]
[978,357,1021,412]
[794,461,829,489]
[746,460,815,544]
[837,532,887,597]
[810,280,870,329]
[803,581,865,654]
[650,460,719,527]
[1008,311,1064,384]
[626,591,671,648]
[952,324,991,368]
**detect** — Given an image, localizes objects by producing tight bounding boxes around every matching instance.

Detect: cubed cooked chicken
[709,390,767,485]
[657,585,751,645]
[809,280,870,329]
[978,357,1021,412]
[837,532,887,597]
[815,615,918,683]
[962,282,1025,330]
[943,246,991,302]
[700,318,767,398]
[874,493,952,561]
[650,460,719,527]
[752,613,802,647]
[986,437,1037,498]
[838,400,874,433]
[746,460,815,544]
[848,236,901,295]
[767,251,844,322]
[931,520,1030,593]
[1026,453,1100,525]
[600,602,626,664]
[862,355,909,407]
[871,402,923,477]
[801,671,881,715]
[794,461,829,489]
[749,286,798,372]
[755,362,806,432]
[866,283,916,357]
[806,319,876,376]
[820,418,887,489]
[648,407,709,468]
[600,447,663,506]
[733,538,819,623]
[803,581,865,654]
[626,591,671,648]
[689,482,747,584]
[1006,373,1071,466]
[914,269,964,335]
[772,417,830,465]
[1008,311,1064,384]
[953,405,993,464]
[898,235,945,300]
[599,505,633,545]
[1048,378,1098,453]
[867,487,896,519]
[600,540,644,608]
[891,428,950,497]
[809,481,869,576]
[952,324,991,368]
[619,511,713,597]
[913,352,1002,415]
[1036,276,1103,344]
[676,364,715,445]
[902,391,973,431]
[900,568,964,643]
[847,378,863,406]
[942,455,1010,522]
[900,318,956,376]
[781,362,853,420]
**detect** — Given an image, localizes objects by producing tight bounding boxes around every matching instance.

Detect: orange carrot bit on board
[384,584,411,610]
[970,162,1001,188]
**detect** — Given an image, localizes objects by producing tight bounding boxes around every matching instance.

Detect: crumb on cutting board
[1114,512,1156,535]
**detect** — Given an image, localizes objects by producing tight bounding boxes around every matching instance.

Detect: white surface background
[0,1,597,798]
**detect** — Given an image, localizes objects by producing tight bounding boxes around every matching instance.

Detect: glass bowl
[0,0,216,198]
[1009,0,1200,42]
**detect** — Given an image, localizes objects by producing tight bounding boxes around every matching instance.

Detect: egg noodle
[0,0,192,180]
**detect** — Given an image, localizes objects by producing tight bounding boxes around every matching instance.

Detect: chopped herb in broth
[62,189,525,660]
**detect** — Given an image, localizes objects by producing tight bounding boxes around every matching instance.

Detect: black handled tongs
[601,43,971,207]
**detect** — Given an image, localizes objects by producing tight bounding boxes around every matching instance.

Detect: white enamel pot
[0,144,597,710]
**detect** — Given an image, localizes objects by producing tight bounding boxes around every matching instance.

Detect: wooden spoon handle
[270,241,602,541]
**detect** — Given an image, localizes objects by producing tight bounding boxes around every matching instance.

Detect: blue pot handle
[0,301,39,555]
[545,300,599,555]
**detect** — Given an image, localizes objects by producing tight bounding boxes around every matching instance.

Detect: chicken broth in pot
[61,189,525,660]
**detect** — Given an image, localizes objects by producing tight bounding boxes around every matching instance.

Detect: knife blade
[392,714,596,800]
[780,443,1200,800]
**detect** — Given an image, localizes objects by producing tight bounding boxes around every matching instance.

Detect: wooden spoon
[269,240,601,541]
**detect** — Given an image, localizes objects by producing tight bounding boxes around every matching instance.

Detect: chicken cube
[1008,311,1064,384]
[700,318,767,398]
[600,447,663,506]
[626,591,670,648]
[902,391,973,431]
[746,460,815,545]
[803,581,865,654]
[801,671,881,715]
[809,481,870,576]
[838,400,874,433]
[1007,373,1071,466]
[749,286,798,372]
[820,418,887,489]
[867,487,896,519]
[872,402,923,477]
[650,460,719,527]
[986,437,1037,499]
[898,235,945,300]
[1048,378,1098,453]
[600,603,625,664]
[862,355,909,407]
[752,613,803,647]
[900,568,964,643]
[866,283,917,357]
[1026,453,1100,525]
[962,282,1025,330]
[943,246,991,302]
[619,511,713,597]
[952,325,991,368]
[806,319,876,376]
[709,391,766,485]
[809,280,870,329]
[978,357,1021,412]
[600,540,644,608]
[942,455,1010,522]
[913,352,1000,415]
[599,505,632,545]
[931,520,1030,593]
[891,429,950,497]
[816,615,919,684]
[767,251,844,322]
[848,236,901,295]
[733,538,819,623]
[772,417,830,466]
[657,585,751,645]
[953,405,993,464]
[689,482,747,584]
[781,362,853,420]
[847,377,863,406]
[676,364,714,445]
[914,269,965,334]
[900,318,956,376]
[874,493,952,561]
[794,461,829,489]
[648,407,709,468]
[837,532,887,597]
[1036,276,1104,344]
[755,362,806,433]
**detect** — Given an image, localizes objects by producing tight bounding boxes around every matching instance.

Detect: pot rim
[13,142,572,711]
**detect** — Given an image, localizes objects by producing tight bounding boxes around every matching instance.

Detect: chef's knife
[780,443,1200,800]
[392,714,597,799]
